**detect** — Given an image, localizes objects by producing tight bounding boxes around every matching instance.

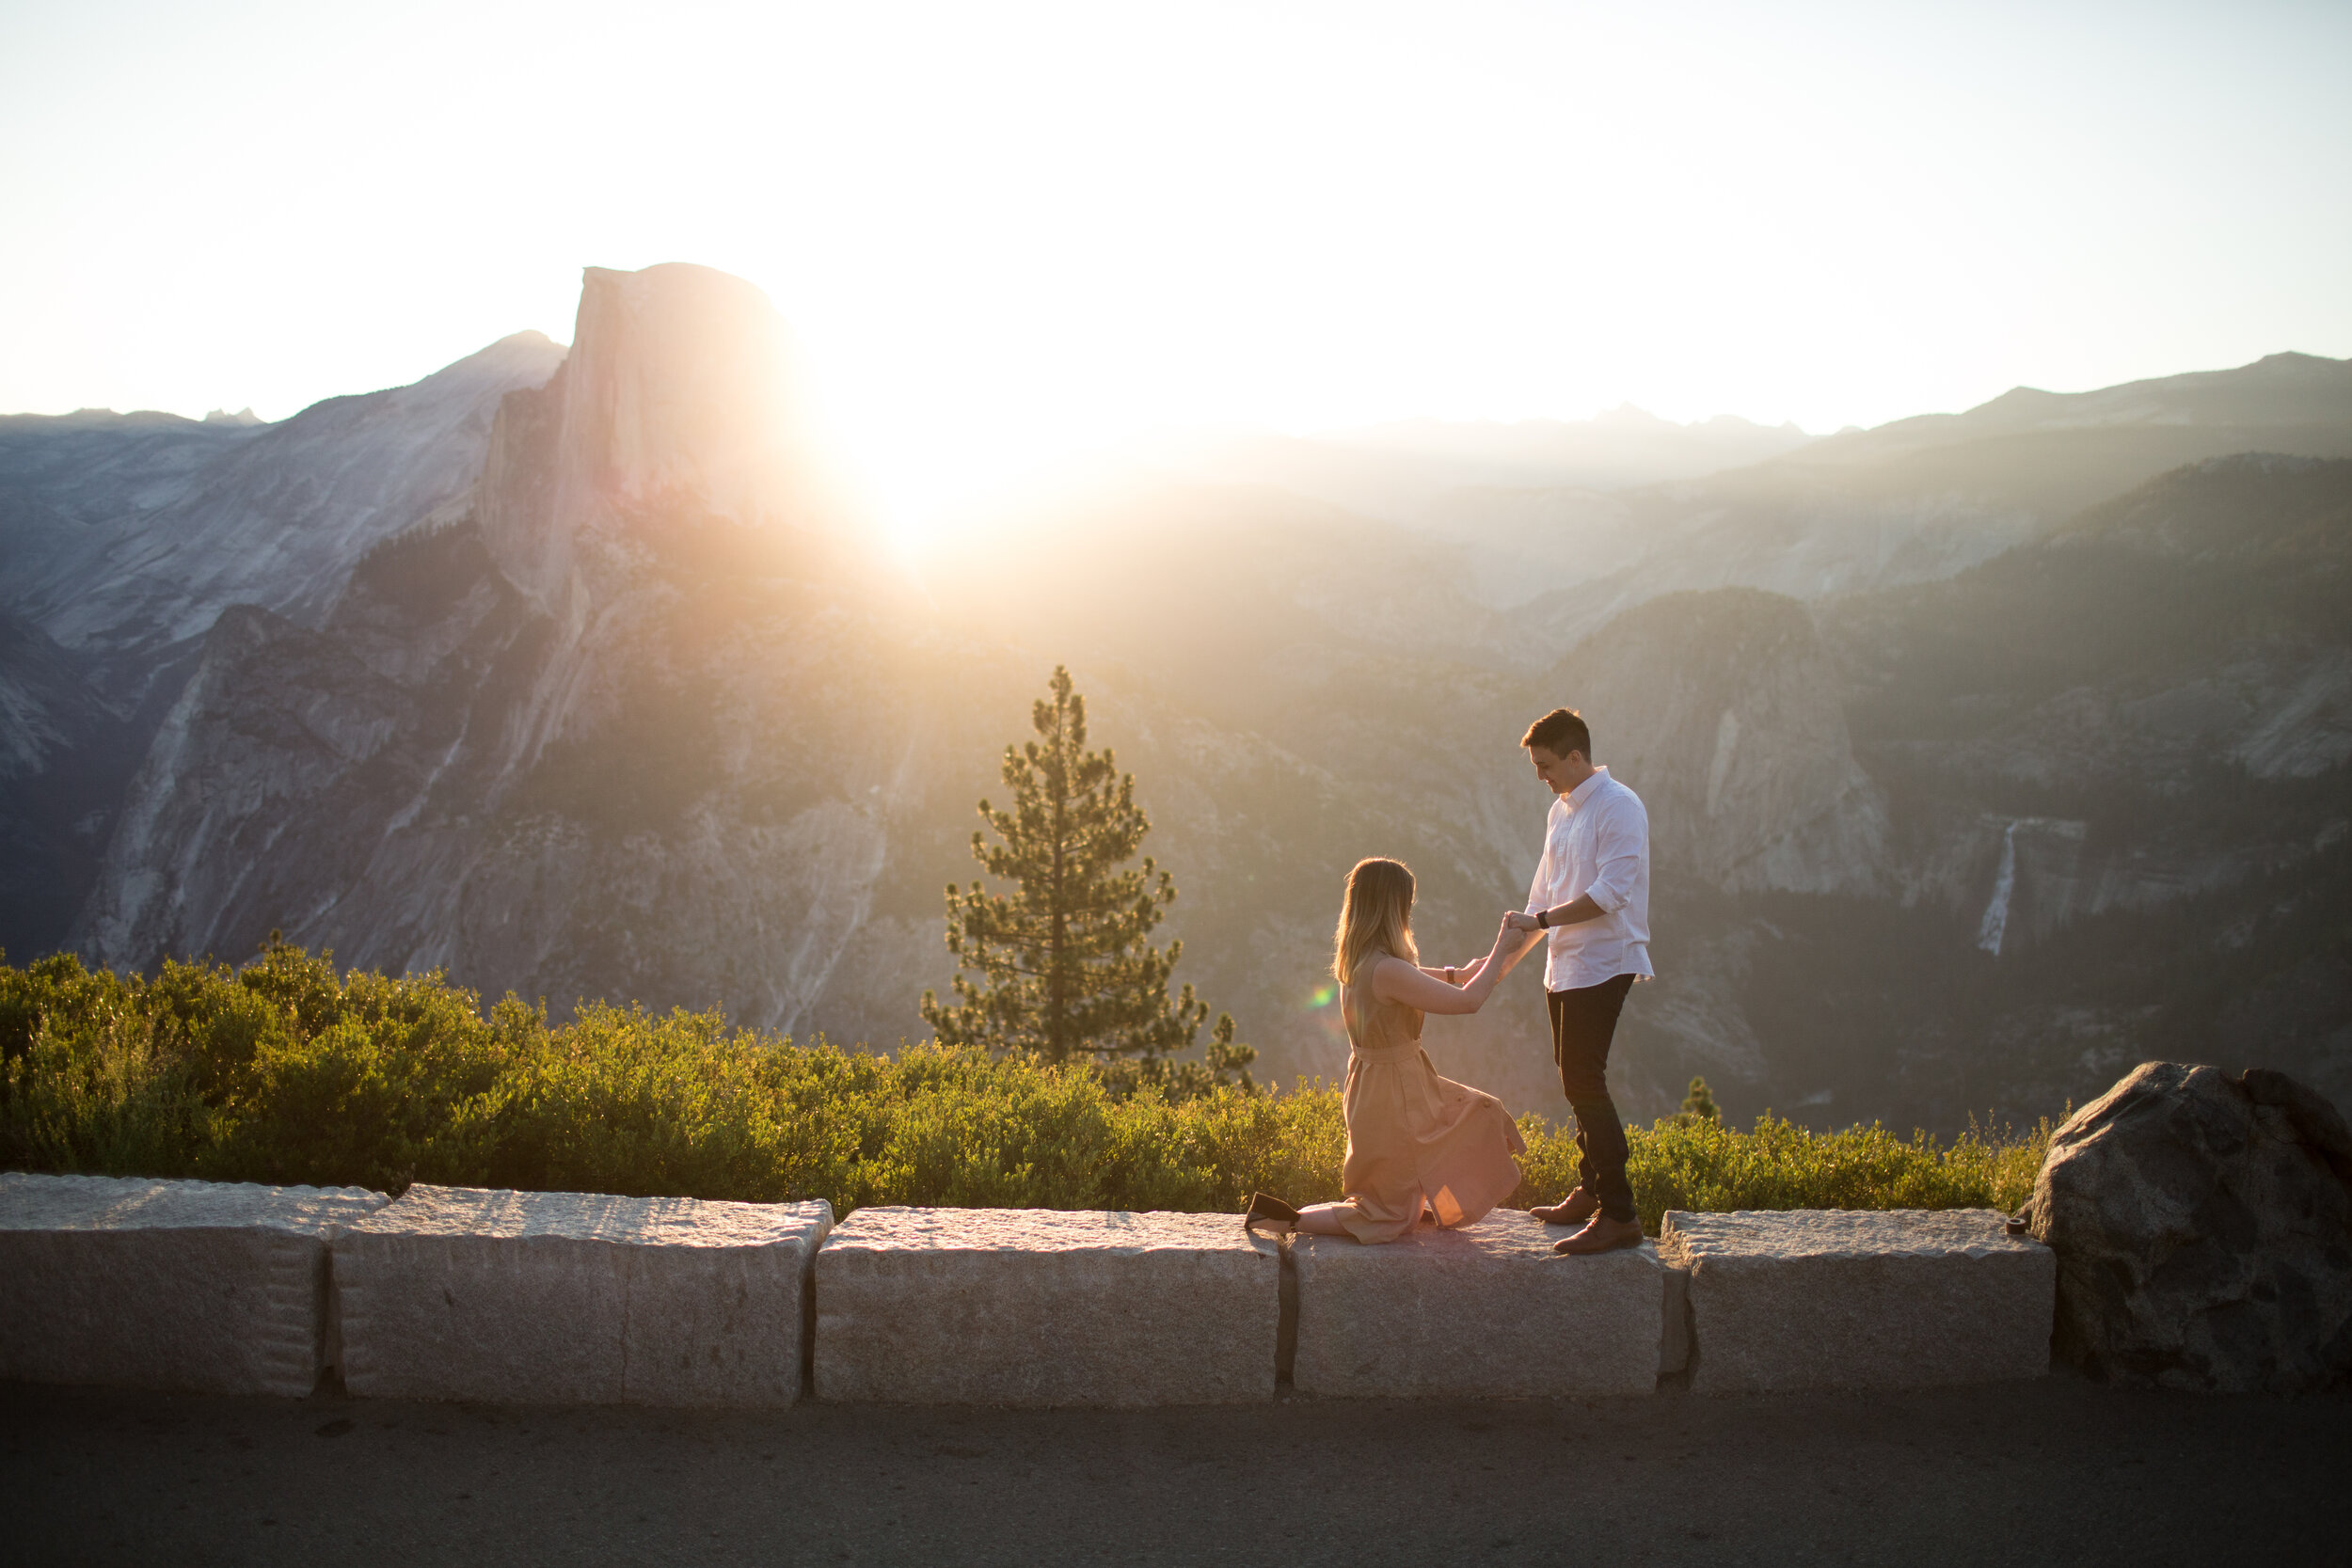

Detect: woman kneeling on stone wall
[1246,857,1531,1243]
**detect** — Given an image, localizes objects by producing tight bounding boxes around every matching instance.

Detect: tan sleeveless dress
[1335,950,1528,1243]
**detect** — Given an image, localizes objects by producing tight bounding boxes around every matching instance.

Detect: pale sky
[3,0,2348,529]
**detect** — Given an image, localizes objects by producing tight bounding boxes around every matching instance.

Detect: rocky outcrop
[477,263,834,614]
[2028,1062,2352,1393]
[471,263,851,784]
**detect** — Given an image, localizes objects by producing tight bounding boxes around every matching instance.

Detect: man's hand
[1504,910,1542,933]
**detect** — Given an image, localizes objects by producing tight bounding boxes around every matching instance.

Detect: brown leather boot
[1553,1213,1644,1255]
[1530,1187,1599,1226]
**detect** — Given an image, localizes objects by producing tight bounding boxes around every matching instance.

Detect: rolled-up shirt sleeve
[1581,798,1647,913]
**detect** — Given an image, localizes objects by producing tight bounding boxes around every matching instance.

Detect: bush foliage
[0,947,2049,1229]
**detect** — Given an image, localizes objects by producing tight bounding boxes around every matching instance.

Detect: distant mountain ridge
[1459,351,2352,631]
[1830,352,2352,450]
[1177,404,1816,515]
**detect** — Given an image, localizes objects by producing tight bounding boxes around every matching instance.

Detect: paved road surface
[6,1375,2344,1565]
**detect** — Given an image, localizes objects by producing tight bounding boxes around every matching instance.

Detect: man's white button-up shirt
[1524,766,1654,992]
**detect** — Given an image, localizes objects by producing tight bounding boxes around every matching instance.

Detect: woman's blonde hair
[1332,857,1418,986]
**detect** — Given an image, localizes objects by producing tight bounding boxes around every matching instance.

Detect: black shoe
[1243,1192,1300,1236]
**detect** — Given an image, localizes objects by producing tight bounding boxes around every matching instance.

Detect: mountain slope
[0,331,566,964]
[1598,455,2352,1129]
[17,331,565,703]
[1480,351,2352,633]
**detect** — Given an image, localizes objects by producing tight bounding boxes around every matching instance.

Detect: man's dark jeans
[1547,973,1638,1224]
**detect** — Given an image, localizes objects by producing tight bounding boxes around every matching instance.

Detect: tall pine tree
[921,666,1240,1075]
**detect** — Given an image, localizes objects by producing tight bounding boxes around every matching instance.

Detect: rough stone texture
[814,1209,1279,1406]
[0,1172,388,1396]
[334,1185,833,1407]
[1660,1209,2053,1393]
[1294,1212,1667,1396]
[2028,1061,2352,1393]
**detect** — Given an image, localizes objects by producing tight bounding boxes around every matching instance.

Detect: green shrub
[1507,1107,2055,1233]
[1,955,201,1177]
[484,1002,802,1201]
[0,946,2052,1229]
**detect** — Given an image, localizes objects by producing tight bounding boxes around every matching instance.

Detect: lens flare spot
[1308,985,1336,1009]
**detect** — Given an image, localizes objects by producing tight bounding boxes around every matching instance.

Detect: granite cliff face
[8,334,564,704]
[70,265,953,1042]
[0,336,563,960]
[479,264,833,614]
[1553,589,1887,897]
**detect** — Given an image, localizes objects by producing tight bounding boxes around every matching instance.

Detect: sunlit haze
[4,0,2348,540]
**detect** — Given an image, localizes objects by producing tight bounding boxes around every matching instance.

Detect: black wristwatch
[1535,909,1549,929]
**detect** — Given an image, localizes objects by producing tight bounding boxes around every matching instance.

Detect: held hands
[1445,914,1540,988]
[1492,910,1545,975]
[1490,912,1534,963]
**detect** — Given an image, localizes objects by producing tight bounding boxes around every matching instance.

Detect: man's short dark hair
[1521,707,1591,760]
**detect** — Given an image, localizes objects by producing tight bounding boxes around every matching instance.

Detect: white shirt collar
[1564,766,1610,812]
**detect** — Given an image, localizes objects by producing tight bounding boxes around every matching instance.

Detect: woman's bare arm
[1373,917,1525,1015]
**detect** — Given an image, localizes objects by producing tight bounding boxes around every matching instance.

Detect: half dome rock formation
[479,263,840,616]
[72,261,966,1046]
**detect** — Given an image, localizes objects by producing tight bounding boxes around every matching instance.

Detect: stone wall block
[815,1208,1279,1406]
[0,1172,388,1397]
[334,1185,832,1406]
[1661,1209,2053,1393]
[1294,1212,1668,1397]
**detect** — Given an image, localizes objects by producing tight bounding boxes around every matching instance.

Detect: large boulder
[2028,1062,2352,1392]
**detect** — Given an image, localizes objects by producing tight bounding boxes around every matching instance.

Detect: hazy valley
[5,263,2347,1133]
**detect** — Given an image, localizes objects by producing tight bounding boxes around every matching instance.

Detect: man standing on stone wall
[1504,706,1653,1256]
